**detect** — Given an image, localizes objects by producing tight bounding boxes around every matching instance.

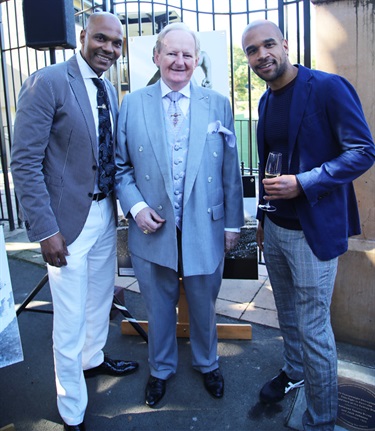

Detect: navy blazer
[257,65,375,260]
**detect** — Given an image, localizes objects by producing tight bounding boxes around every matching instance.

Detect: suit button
[157,205,163,210]
[208,176,213,183]
[145,175,150,180]
[213,152,218,157]
[207,208,211,213]
[139,146,144,152]
[92,165,97,171]
[88,192,93,198]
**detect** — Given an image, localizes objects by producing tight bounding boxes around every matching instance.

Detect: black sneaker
[259,370,304,403]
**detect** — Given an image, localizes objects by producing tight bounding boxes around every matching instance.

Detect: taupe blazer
[11,55,118,245]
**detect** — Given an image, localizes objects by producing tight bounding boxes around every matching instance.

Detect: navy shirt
[263,78,302,230]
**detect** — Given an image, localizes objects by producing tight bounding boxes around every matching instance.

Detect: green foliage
[232,45,249,102]
[231,45,267,114]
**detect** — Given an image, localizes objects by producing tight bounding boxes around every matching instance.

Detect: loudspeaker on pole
[23,0,76,50]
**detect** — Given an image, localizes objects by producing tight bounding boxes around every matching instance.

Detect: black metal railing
[235,118,259,175]
[0,0,311,230]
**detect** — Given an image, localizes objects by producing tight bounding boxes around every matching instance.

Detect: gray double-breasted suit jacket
[11,55,118,245]
[115,81,244,277]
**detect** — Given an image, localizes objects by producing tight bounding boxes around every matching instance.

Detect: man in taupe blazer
[11,13,137,431]
[116,23,244,407]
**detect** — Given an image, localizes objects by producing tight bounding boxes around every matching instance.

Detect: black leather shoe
[84,355,138,378]
[63,421,86,430]
[145,375,166,407]
[203,368,224,398]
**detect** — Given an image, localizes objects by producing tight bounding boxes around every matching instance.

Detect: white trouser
[48,197,116,425]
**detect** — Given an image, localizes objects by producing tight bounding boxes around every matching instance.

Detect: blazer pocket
[211,203,224,220]
[206,134,224,143]
[44,174,63,186]
[303,110,325,127]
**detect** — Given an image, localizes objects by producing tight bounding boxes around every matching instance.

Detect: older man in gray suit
[11,12,138,431]
[116,22,244,407]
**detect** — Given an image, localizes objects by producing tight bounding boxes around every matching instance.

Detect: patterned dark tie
[92,78,114,195]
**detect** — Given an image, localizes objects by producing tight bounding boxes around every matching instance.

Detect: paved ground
[2,257,293,431]
[1,226,375,431]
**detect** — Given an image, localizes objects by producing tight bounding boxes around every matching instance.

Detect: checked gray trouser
[263,216,338,431]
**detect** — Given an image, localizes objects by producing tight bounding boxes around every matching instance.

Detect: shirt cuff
[130,202,148,219]
[225,227,241,233]
[40,231,59,242]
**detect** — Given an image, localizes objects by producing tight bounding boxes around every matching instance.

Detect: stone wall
[311,0,375,348]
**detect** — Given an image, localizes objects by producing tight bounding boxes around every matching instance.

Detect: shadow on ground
[1,257,374,431]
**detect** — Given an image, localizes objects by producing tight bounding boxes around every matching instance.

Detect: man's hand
[224,231,240,253]
[135,207,165,234]
[40,232,69,267]
[256,224,264,252]
[262,174,301,201]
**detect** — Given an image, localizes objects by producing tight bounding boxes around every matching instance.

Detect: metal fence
[0,0,311,230]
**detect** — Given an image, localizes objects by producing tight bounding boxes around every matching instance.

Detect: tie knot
[166,91,183,103]
[92,78,106,91]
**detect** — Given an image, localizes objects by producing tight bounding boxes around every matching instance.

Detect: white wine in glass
[259,152,282,212]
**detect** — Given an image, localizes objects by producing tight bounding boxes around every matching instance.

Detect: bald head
[242,20,283,52]
[80,12,123,76]
[241,19,297,90]
[85,11,122,30]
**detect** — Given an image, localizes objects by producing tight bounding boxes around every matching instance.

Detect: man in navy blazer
[116,23,244,407]
[11,13,138,430]
[242,20,375,431]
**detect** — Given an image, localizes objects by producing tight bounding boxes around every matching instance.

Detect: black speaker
[23,0,76,50]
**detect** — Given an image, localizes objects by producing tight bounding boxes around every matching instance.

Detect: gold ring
[143,229,149,235]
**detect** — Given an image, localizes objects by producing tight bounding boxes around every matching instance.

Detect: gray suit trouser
[131,250,223,380]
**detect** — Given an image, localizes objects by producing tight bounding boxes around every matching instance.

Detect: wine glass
[258,152,282,212]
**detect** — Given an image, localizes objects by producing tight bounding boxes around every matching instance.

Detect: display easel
[121,278,252,340]
[16,272,148,342]
[16,273,51,316]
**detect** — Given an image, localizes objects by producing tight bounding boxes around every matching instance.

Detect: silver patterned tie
[166,91,183,128]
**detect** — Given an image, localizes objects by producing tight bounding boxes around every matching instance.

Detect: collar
[160,79,191,99]
[77,52,104,80]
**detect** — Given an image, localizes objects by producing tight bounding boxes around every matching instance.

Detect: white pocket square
[207,120,236,148]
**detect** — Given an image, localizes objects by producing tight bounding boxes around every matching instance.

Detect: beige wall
[312,0,375,348]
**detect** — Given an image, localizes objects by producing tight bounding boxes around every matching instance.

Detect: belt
[92,192,107,202]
